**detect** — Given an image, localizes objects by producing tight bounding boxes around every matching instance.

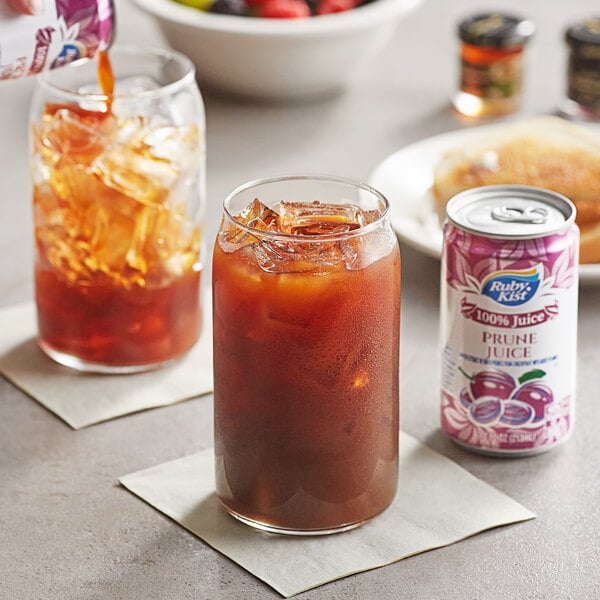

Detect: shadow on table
[75,491,277,600]
[0,336,64,377]
[397,242,440,320]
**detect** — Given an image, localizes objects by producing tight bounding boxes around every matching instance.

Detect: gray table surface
[2,0,599,598]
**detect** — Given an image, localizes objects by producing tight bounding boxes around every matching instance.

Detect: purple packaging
[0,0,114,79]
[440,185,579,456]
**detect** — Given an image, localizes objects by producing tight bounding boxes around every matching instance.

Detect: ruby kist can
[440,185,579,456]
[0,0,114,80]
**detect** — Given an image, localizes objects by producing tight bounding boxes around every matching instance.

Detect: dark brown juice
[213,210,400,531]
[35,267,201,367]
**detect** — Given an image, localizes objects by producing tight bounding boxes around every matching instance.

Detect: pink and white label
[0,0,113,80]
[440,223,579,454]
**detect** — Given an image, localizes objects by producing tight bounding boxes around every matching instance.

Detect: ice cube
[274,201,388,272]
[124,200,200,285]
[75,81,112,113]
[92,143,178,208]
[111,115,169,144]
[34,107,203,288]
[40,106,116,166]
[108,77,171,120]
[114,76,162,95]
[253,240,319,274]
[124,206,157,274]
[91,118,203,209]
[277,201,361,235]
[33,182,62,228]
[219,199,279,253]
[112,115,146,145]
[46,235,94,284]
[143,125,201,171]
[239,198,280,231]
[219,199,384,273]
[49,164,96,205]
[84,204,136,273]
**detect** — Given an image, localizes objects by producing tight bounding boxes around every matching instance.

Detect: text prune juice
[212,175,400,535]
[440,185,579,456]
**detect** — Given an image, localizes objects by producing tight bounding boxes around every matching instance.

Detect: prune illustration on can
[440,185,579,456]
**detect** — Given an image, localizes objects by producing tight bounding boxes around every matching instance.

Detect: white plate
[368,124,600,285]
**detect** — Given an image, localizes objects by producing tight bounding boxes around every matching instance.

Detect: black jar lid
[566,17,600,49]
[459,13,535,49]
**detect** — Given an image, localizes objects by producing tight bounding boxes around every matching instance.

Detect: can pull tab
[492,204,548,224]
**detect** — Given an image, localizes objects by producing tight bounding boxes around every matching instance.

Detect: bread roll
[432,116,600,263]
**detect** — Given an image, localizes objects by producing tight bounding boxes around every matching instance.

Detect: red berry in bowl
[256,0,310,17]
[316,0,357,15]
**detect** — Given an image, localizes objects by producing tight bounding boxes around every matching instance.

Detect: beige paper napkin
[0,297,213,429]
[120,432,535,597]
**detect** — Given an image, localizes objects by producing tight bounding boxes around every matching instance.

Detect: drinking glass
[213,175,401,535]
[29,46,206,373]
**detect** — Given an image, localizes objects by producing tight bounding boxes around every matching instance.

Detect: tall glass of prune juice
[30,47,206,373]
[213,175,401,535]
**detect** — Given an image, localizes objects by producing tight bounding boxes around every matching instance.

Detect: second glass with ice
[213,175,401,535]
[30,47,206,372]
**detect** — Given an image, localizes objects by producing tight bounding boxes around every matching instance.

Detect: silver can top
[446,185,576,238]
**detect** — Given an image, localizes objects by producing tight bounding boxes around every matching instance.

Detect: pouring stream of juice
[97,51,114,111]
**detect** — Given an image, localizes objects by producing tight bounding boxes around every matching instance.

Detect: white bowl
[131,0,424,100]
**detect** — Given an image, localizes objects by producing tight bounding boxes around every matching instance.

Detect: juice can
[440,185,579,456]
[0,0,114,80]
